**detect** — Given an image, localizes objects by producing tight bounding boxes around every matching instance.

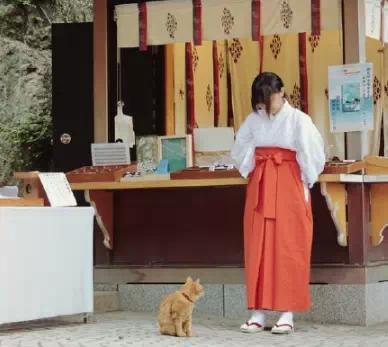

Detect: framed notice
[136,135,159,167]
[365,0,381,40]
[328,63,374,133]
[158,135,193,172]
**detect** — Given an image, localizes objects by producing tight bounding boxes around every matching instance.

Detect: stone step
[117,282,388,326]
[94,291,120,313]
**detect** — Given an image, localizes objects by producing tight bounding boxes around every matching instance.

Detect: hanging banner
[328,63,374,133]
[116,4,139,48]
[365,0,381,40]
[147,0,193,46]
[115,0,342,47]
[202,0,252,41]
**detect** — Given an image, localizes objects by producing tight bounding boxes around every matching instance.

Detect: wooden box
[364,156,388,175]
[66,164,137,183]
[14,171,45,200]
[323,160,365,174]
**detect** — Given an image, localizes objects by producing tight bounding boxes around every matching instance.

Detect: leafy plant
[0,112,52,184]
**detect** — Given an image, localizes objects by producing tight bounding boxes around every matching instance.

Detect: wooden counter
[70,177,247,191]
[71,172,388,270]
[70,173,367,191]
[14,170,388,269]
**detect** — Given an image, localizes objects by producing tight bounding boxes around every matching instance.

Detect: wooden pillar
[93,0,109,143]
[343,0,368,159]
[165,45,175,135]
[347,183,370,265]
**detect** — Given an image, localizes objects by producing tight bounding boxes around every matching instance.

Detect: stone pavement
[1,311,388,347]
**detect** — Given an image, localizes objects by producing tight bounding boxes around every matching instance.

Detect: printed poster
[365,0,381,40]
[328,63,374,133]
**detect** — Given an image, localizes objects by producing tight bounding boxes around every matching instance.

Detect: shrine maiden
[231,72,325,334]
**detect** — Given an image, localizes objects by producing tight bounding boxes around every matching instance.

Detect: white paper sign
[38,173,77,207]
[91,143,130,166]
[328,63,374,133]
[384,4,388,42]
[366,0,381,40]
[193,127,235,152]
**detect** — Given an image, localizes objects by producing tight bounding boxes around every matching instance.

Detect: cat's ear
[195,278,200,284]
[186,276,193,283]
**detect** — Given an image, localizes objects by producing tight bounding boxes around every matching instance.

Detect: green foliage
[0,113,52,184]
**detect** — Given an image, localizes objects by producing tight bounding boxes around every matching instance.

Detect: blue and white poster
[328,63,374,133]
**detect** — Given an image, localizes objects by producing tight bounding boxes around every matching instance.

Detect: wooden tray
[170,167,242,180]
[323,160,365,174]
[66,164,137,183]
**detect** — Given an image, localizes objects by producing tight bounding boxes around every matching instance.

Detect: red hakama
[244,147,313,312]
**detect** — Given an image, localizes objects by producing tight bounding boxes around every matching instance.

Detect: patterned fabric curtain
[262,33,300,109]
[193,41,215,127]
[170,40,230,133]
[366,37,384,156]
[227,38,261,129]
[173,43,187,135]
[168,31,347,159]
[115,0,342,48]
[306,30,345,160]
[215,41,229,127]
[146,0,193,46]
[202,0,252,41]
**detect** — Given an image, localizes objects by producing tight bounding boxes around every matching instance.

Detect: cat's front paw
[186,331,196,337]
[176,331,186,337]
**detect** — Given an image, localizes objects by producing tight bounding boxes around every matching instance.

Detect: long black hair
[251,72,284,114]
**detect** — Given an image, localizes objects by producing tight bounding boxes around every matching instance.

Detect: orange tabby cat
[158,277,204,337]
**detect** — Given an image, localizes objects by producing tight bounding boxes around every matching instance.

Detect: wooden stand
[13,172,47,203]
[0,198,44,207]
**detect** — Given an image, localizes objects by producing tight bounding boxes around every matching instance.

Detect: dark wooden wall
[52,23,94,172]
[107,0,165,161]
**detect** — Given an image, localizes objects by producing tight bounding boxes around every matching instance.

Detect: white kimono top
[231,100,325,190]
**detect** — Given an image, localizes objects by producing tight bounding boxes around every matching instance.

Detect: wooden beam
[94,263,388,285]
[93,0,109,142]
[165,44,175,135]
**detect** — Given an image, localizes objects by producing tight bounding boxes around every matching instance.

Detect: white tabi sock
[248,309,266,326]
[276,311,294,327]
